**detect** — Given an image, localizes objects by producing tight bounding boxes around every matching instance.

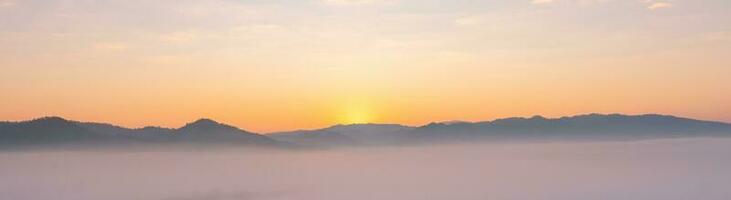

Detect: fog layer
[2,138,730,200]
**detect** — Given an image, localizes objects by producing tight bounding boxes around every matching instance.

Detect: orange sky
[1,0,730,133]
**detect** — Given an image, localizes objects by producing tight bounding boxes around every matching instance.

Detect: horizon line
[2,113,729,134]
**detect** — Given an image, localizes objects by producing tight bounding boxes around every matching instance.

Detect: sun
[345,110,371,124]
[339,102,375,124]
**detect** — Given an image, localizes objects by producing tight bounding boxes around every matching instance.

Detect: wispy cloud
[532,0,675,10]
[700,31,731,42]
[0,0,15,7]
[531,0,556,5]
[530,0,617,6]
[92,42,129,51]
[159,31,200,44]
[321,0,393,6]
[454,16,483,26]
[647,2,673,10]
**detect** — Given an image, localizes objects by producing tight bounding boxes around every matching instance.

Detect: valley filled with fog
[2,138,730,200]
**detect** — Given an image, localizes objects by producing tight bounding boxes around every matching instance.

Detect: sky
[1,0,730,132]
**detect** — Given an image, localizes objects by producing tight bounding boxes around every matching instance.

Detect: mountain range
[1,114,730,150]
[0,117,283,150]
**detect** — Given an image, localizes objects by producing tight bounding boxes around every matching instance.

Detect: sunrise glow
[1,0,730,132]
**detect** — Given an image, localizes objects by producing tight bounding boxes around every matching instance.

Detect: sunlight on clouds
[232,24,284,35]
[159,31,200,44]
[643,0,674,10]
[0,0,14,8]
[322,0,393,6]
[92,42,129,51]
[531,0,555,4]
[532,0,668,7]
[647,2,673,10]
[700,31,731,42]
[1,0,730,131]
[454,16,483,26]
[173,1,256,17]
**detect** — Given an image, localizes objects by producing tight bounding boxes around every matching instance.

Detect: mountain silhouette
[271,123,412,147]
[271,114,731,146]
[1,113,730,149]
[0,117,120,148]
[173,119,280,145]
[0,117,283,149]
[405,114,731,144]
[271,129,361,147]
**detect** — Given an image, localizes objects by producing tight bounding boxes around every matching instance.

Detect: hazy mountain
[406,114,731,144]
[269,114,731,147]
[0,117,122,148]
[326,124,414,143]
[172,119,281,146]
[76,122,176,142]
[270,123,413,147]
[2,114,731,149]
[0,117,283,149]
[270,129,361,147]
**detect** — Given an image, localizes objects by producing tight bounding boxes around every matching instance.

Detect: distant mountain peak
[529,115,546,120]
[33,116,69,122]
[25,116,76,127]
[176,118,261,136]
[182,118,224,128]
[193,118,218,124]
[169,118,278,145]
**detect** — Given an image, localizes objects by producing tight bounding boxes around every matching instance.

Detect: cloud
[92,42,129,51]
[647,2,673,10]
[531,0,556,4]
[159,31,200,44]
[0,0,15,7]
[321,0,393,6]
[232,24,283,33]
[700,31,731,42]
[533,0,675,10]
[454,16,483,26]
[530,0,615,6]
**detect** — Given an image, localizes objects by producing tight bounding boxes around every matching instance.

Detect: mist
[2,138,730,200]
